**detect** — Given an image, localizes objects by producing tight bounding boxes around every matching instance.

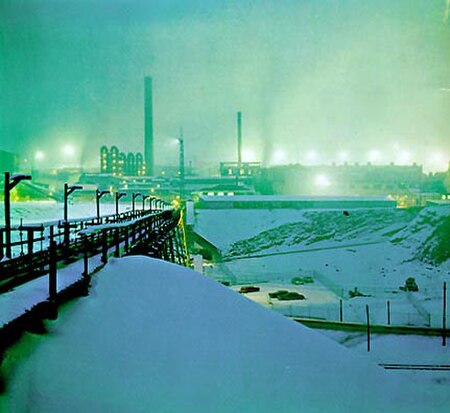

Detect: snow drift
[2,257,447,412]
[392,206,450,264]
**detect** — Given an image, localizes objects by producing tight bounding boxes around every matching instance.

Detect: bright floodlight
[426,151,448,171]
[272,149,287,165]
[368,149,381,163]
[338,150,348,162]
[34,150,45,161]
[396,150,412,165]
[62,144,75,157]
[242,148,256,162]
[306,150,318,162]
[314,174,331,188]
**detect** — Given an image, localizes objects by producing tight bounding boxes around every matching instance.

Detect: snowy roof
[199,195,394,202]
[3,256,439,412]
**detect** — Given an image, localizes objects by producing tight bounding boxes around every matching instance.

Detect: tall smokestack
[144,76,154,175]
[237,111,242,167]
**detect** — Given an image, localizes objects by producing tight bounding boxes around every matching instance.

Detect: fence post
[48,239,58,320]
[0,229,4,261]
[387,300,391,325]
[443,281,447,347]
[114,228,120,258]
[124,226,129,254]
[83,235,89,278]
[101,229,108,264]
[27,229,34,272]
[339,299,343,322]
[168,235,175,263]
[366,304,371,352]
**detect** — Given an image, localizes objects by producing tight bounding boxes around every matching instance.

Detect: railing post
[443,281,447,347]
[387,300,391,325]
[64,221,70,247]
[114,228,120,258]
[48,239,58,320]
[26,229,34,273]
[0,229,4,261]
[101,229,108,264]
[366,304,371,352]
[27,229,34,256]
[4,172,11,259]
[80,234,90,296]
[124,226,129,254]
[83,234,89,278]
[168,234,175,263]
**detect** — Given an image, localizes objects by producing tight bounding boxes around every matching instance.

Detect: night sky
[1,0,449,171]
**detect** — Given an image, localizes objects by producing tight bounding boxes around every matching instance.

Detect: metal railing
[0,204,182,293]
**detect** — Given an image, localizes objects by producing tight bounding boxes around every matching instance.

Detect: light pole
[178,132,185,199]
[115,192,126,216]
[64,183,83,222]
[3,172,32,258]
[149,196,156,213]
[96,189,109,220]
[142,195,150,210]
[132,193,142,213]
[64,183,82,245]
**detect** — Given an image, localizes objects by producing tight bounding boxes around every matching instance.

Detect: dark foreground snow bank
[2,257,448,412]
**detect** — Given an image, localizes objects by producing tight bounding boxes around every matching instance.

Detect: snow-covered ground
[2,257,449,412]
[194,207,450,328]
[0,201,135,226]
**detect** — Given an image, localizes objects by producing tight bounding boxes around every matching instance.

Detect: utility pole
[142,195,150,210]
[132,193,142,213]
[63,183,83,245]
[115,192,126,216]
[178,128,185,199]
[3,172,32,258]
[443,281,447,347]
[96,189,109,220]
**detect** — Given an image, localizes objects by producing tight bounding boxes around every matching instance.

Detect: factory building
[100,146,146,177]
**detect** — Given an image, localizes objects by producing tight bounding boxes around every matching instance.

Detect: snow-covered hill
[391,206,450,264]
[225,208,417,258]
[3,257,447,413]
[194,206,450,265]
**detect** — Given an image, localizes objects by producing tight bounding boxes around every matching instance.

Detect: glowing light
[425,151,448,172]
[306,150,318,163]
[338,150,349,162]
[62,144,75,157]
[396,151,412,165]
[34,150,45,161]
[314,174,331,188]
[368,149,381,163]
[242,148,256,162]
[272,149,287,165]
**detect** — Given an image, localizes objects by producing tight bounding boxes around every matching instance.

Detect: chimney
[144,76,154,175]
[237,111,242,167]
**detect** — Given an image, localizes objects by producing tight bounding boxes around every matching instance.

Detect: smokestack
[144,76,154,175]
[237,111,242,167]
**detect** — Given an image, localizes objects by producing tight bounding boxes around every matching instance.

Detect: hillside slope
[3,256,446,412]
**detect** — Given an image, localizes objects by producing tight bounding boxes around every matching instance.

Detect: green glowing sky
[1,0,449,171]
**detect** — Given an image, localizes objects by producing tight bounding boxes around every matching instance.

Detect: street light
[132,193,142,213]
[63,183,82,245]
[115,192,127,216]
[64,183,83,222]
[3,172,32,258]
[149,196,156,213]
[142,195,150,210]
[96,189,109,220]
